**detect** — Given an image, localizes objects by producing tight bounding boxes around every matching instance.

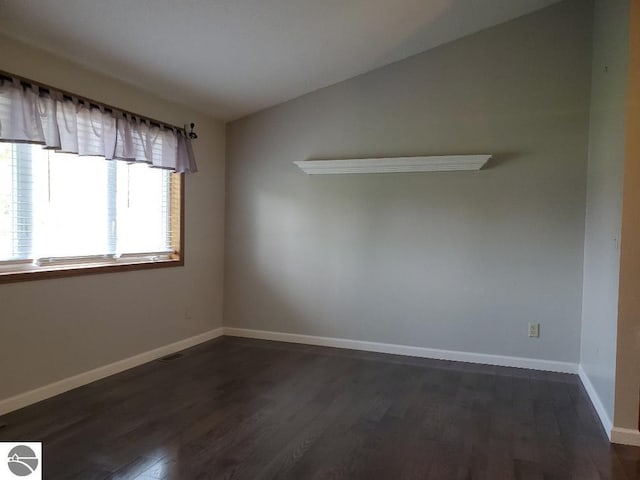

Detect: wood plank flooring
[0,336,638,479]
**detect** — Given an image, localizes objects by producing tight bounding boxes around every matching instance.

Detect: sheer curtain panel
[0,75,197,173]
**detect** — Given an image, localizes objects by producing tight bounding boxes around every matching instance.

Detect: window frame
[0,168,185,284]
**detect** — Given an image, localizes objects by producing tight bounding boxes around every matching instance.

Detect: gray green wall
[225,0,593,364]
[580,0,629,428]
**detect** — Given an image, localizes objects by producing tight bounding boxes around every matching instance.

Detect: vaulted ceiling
[0,0,561,120]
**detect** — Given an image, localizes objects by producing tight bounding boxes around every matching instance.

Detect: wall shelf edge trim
[294,155,492,174]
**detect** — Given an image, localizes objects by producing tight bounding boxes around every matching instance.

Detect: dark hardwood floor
[1,336,638,479]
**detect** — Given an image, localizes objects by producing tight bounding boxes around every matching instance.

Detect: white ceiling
[0,0,561,121]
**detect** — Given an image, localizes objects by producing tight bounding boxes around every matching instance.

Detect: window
[0,143,183,281]
[0,71,195,282]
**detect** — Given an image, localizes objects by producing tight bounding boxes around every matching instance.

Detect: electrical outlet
[528,323,540,338]
[184,307,193,320]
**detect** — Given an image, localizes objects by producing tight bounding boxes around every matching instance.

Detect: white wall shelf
[294,155,492,175]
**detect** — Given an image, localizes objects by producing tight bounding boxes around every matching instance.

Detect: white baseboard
[223,327,578,374]
[611,427,640,446]
[0,327,224,416]
[578,365,613,440]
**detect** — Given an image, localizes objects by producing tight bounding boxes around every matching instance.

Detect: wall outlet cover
[528,323,540,338]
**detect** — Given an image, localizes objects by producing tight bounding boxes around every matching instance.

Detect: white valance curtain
[0,76,197,173]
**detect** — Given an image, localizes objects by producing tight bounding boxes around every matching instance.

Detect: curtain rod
[0,69,188,134]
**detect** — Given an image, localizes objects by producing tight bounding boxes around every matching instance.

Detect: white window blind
[0,143,173,264]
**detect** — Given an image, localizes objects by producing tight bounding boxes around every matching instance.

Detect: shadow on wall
[484,153,521,170]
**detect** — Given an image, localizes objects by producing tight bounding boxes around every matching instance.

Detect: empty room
[0,0,639,478]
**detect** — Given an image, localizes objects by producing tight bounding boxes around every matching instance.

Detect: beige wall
[0,34,226,400]
[580,0,629,424]
[615,0,640,433]
[225,1,593,362]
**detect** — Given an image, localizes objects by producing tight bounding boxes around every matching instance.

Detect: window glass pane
[0,144,13,260]
[32,148,112,258]
[0,143,175,265]
[116,163,170,254]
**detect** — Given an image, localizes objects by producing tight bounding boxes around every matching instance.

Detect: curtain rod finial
[188,122,198,140]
